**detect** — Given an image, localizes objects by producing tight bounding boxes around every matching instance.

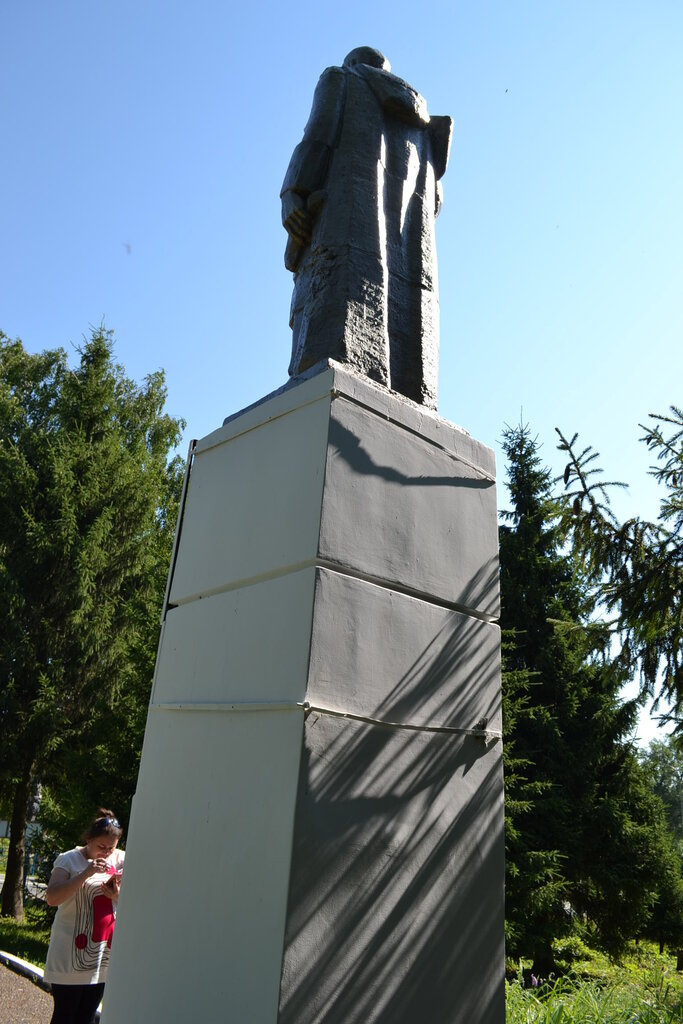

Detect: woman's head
[82,808,123,857]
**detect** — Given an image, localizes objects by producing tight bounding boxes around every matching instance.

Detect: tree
[570,741,681,953]
[0,328,184,918]
[499,422,600,971]
[32,446,185,865]
[499,424,675,967]
[556,406,683,723]
[640,736,683,846]
[637,735,683,952]
[500,635,566,971]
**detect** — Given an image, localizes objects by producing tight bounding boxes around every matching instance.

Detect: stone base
[101,362,504,1024]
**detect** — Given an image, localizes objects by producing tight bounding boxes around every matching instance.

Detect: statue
[281,46,453,409]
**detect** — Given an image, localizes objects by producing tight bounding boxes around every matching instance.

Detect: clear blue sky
[2,2,681,742]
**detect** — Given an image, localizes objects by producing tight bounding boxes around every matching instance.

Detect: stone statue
[281,46,453,409]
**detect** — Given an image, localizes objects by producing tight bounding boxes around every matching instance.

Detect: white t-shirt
[43,846,125,985]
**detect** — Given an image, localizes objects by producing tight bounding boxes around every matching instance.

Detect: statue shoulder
[303,66,347,144]
[311,66,347,108]
[318,65,347,86]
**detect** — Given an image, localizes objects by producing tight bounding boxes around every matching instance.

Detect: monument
[102,48,504,1024]
[282,45,451,409]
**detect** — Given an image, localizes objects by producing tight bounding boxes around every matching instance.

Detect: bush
[551,934,610,979]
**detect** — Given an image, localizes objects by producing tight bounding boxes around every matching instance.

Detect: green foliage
[640,737,683,846]
[500,423,682,968]
[506,945,683,1023]
[499,423,636,967]
[502,632,566,957]
[500,424,577,970]
[633,747,683,952]
[550,411,683,955]
[0,898,53,964]
[506,976,682,1024]
[0,326,185,916]
[556,407,683,722]
[571,750,683,954]
[547,933,615,979]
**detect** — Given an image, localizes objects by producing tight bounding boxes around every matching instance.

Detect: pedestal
[101,362,505,1024]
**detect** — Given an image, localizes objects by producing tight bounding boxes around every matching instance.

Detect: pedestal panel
[278,714,505,1024]
[307,568,501,729]
[169,394,331,605]
[319,396,499,617]
[153,569,316,705]
[105,709,304,1024]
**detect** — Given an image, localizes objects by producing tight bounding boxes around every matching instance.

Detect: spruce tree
[556,406,683,721]
[0,328,184,918]
[499,424,656,967]
[501,634,565,971]
[500,423,577,973]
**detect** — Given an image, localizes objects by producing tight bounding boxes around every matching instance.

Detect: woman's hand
[46,858,116,906]
[101,874,121,901]
[86,857,109,876]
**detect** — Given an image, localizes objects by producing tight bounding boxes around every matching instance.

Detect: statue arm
[281,67,346,266]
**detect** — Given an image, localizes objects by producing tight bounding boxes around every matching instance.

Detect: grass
[506,944,683,1023]
[0,898,53,966]
[506,974,683,1023]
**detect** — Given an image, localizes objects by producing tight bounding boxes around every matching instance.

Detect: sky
[1,1,681,744]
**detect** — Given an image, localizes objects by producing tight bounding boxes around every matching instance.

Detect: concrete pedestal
[102,362,504,1024]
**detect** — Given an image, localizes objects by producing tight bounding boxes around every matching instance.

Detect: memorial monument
[282,45,451,409]
[102,47,504,1024]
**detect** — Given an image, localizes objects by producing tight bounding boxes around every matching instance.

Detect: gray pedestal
[102,362,504,1024]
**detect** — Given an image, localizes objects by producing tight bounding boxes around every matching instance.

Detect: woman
[44,809,125,1024]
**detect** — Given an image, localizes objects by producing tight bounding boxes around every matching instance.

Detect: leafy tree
[571,742,680,953]
[637,735,683,952]
[640,736,683,846]
[639,803,683,954]
[556,406,683,723]
[0,328,184,918]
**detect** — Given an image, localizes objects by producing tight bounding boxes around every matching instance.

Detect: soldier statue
[281,46,452,409]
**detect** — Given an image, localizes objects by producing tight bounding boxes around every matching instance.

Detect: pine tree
[0,328,184,918]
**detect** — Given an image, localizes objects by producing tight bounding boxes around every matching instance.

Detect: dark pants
[50,982,105,1024]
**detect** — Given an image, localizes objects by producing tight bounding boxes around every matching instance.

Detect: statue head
[343,47,391,72]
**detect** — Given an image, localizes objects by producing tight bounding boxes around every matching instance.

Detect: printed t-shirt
[43,846,125,985]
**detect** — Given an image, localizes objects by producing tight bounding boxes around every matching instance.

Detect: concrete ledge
[0,950,103,1019]
[0,949,50,992]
